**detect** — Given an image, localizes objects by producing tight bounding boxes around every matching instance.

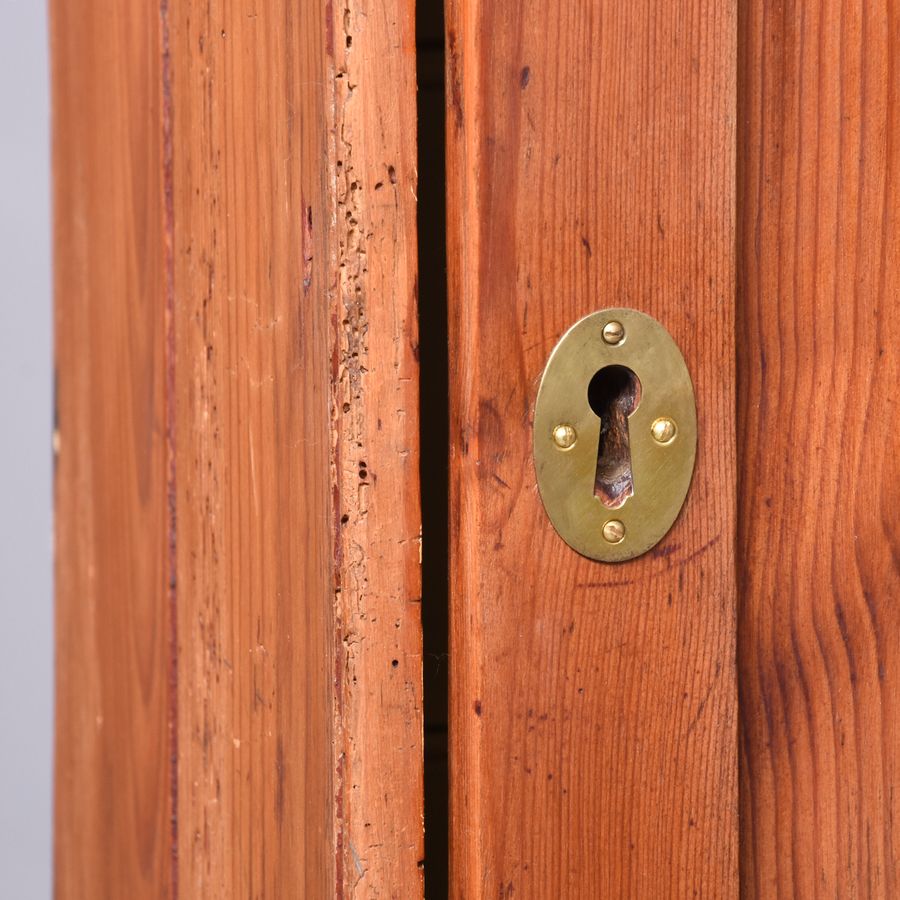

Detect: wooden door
[445,1,739,895]
[52,0,422,896]
[445,0,899,897]
[53,0,898,897]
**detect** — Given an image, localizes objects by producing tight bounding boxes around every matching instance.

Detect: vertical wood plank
[54,0,422,895]
[52,0,173,895]
[170,0,423,894]
[325,1,425,892]
[169,1,335,894]
[738,1,900,894]
[446,0,738,896]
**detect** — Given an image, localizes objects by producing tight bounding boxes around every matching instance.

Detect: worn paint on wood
[446,0,738,895]
[738,0,900,894]
[54,0,422,895]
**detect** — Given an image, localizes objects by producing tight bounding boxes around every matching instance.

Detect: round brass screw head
[602,519,626,544]
[552,423,577,450]
[602,320,625,345]
[650,416,677,444]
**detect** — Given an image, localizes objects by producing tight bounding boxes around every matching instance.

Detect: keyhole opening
[587,365,642,508]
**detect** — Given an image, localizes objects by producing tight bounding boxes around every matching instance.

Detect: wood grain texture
[54,0,422,895]
[738,1,900,895]
[169,0,335,894]
[326,2,424,892]
[172,0,424,892]
[52,0,173,894]
[446,0,738,896]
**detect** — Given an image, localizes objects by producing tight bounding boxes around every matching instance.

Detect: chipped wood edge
[327,0,424,895]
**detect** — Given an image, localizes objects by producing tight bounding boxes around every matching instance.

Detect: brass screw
[602,519,626,544]
[650,416,677,444]
[602,321,625,345]
[552,423,577,450]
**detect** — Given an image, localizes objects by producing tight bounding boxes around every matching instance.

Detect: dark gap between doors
[417,3,449,897]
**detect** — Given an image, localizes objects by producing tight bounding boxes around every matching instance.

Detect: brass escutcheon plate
[533,308,697,562]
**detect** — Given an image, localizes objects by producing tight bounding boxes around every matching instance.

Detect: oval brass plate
[533,308,697,562]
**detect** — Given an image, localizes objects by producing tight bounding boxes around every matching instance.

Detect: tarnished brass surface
[533,308,697,562]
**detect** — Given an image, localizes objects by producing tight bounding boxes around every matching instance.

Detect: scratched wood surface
[324,2,424,889]
[737,0,900,895]
[446,0,738,896]
[54,0,422,895]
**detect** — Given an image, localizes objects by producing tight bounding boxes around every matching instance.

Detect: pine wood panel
[738,1,900,894]
[325,2,424,890]
[446,0,738,896]
[170,0,422,894]
[54,0,422,895]
[51,0,174,895]
[168,0,335,894]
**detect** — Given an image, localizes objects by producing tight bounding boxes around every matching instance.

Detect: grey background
[0,0,53,897]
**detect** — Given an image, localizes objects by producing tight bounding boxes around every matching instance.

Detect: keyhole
[587,365,642,508]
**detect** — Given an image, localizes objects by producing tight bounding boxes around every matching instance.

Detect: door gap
[417,2,449,897]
